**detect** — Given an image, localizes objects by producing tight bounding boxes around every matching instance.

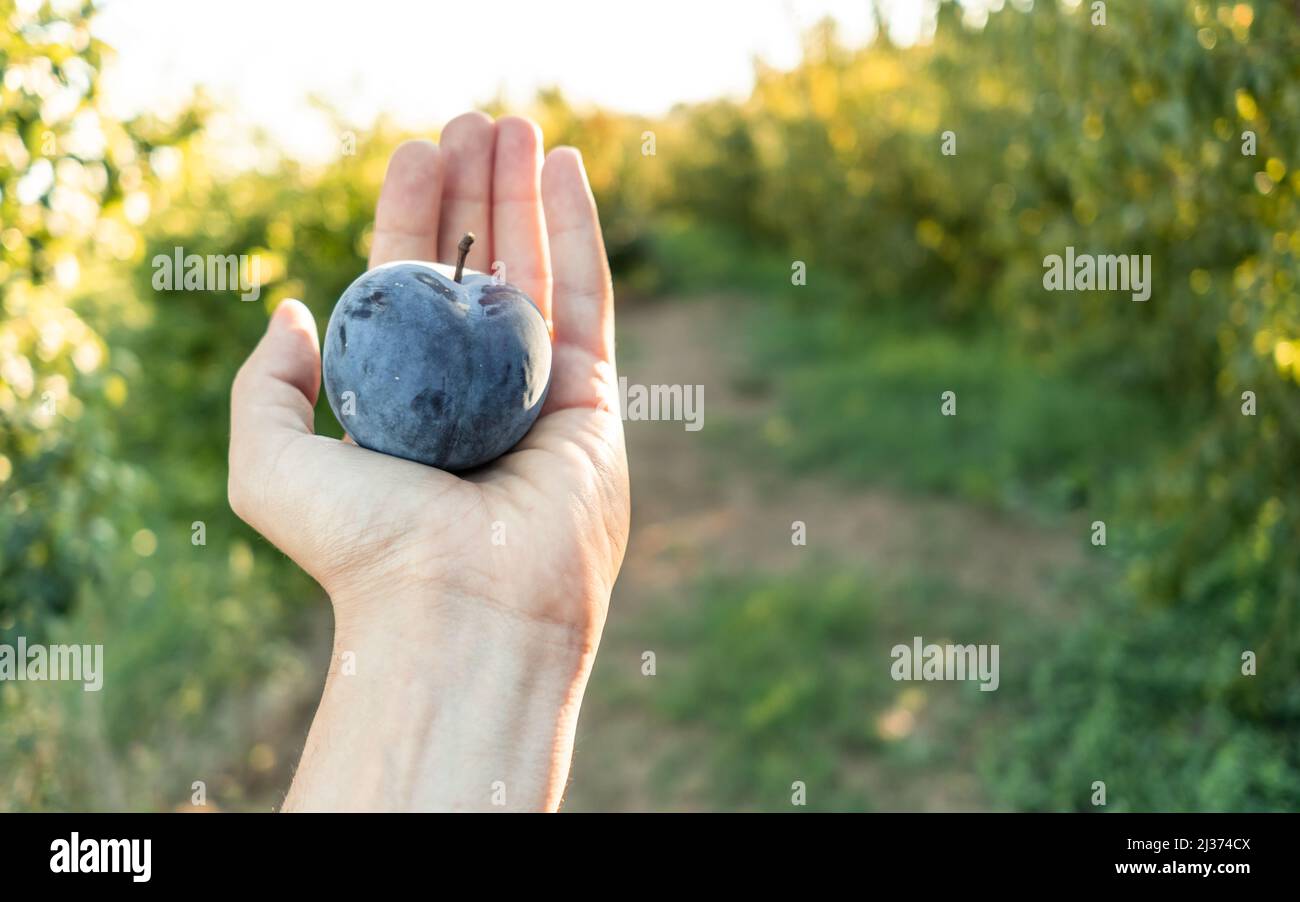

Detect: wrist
[285,587,598,812]
[330,587,598,696]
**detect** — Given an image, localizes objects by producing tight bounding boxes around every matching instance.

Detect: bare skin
[227,113,630,811]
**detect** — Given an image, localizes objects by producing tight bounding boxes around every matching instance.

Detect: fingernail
[270,299,299,326]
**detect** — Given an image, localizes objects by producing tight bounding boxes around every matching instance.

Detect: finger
[491,116,551,325]
[437,112,496,270]
[228,300,333,550]
[369,140,443,268]
[233,298,321,430]
[542,147,613,363]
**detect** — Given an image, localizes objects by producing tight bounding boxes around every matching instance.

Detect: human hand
[227,113,630,810]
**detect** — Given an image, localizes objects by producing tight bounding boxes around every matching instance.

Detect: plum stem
[454,233,475,283]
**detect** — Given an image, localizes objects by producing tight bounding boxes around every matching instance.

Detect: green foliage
[0,0,312,810]
[2,0,145,637]
[986,584,1300,811]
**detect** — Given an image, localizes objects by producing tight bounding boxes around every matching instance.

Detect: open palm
[228,113,629,646]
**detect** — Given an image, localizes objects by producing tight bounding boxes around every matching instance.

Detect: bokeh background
[3,0,1299,811]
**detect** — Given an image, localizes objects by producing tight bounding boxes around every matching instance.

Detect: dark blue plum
[322,260,551,471]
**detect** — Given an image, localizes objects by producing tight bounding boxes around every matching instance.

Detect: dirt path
[563,295,1090,811]
[612,296,1084,607]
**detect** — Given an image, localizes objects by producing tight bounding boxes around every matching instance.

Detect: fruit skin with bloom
[322,258,551,472]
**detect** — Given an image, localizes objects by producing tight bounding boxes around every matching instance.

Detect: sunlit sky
[93,0,942,162]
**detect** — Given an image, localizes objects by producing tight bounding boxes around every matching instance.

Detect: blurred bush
[0,0,312,810]
[0,0,182,639]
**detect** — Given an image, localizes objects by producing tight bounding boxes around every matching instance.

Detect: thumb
[228,298,324,534]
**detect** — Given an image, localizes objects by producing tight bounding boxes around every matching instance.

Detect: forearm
[283,595,597,812]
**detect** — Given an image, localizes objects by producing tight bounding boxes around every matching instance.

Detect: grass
[0,532,320,811]
[600,562,1061,811]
